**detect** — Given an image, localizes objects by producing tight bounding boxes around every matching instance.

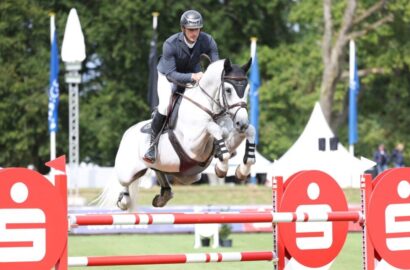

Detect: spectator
[390,143,405,168]
[374,144,389,175]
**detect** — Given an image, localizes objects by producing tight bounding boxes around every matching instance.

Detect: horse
[97,58,256,211]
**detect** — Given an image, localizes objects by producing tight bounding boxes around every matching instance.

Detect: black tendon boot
[143,112,166,163]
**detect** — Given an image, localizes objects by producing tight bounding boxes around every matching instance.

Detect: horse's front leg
[206,121,231,178]
[152,171,174,207]
[235,125,256,181]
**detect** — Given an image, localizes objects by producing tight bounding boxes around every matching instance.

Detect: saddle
[141,92,214,175]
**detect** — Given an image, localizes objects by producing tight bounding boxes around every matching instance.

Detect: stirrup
[143,145,157,164]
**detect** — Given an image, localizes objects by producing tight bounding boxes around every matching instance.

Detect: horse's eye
[226,88,232,94]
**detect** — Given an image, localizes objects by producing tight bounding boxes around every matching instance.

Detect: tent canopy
[269,102,375,188]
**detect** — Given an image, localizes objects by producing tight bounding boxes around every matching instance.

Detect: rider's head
[180,10,202,44]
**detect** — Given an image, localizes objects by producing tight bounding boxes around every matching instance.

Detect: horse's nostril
[236,121,240,126]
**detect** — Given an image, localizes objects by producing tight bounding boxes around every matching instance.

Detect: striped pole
[68,251,277,267]
[70,211,362,227]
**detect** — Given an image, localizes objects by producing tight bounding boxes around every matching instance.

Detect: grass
[68,233,363,270]
[78,186,362,206]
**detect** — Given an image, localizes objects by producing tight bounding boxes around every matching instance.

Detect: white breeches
[157,72,173,116]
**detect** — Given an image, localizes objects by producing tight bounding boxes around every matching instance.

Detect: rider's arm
[207,36,219,62]
[161,41,194,84]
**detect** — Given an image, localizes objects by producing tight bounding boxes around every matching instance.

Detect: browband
[223,76,248,81]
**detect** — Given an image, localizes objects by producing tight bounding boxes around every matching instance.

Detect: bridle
[220,74,248,120]
[176,72,248,122]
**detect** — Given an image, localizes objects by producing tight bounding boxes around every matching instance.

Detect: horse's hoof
[152,190,174,208]
[116,192,130,211]
[235,165,249,181]
[215,165,227,178]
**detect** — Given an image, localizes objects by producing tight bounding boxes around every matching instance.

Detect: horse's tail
[92,174,123,209]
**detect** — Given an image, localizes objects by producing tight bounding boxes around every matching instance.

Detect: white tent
[268,102,375,188]
[204,140,272,177]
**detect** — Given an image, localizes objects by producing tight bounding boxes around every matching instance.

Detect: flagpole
[249,37,259,185]
[152,11,159,30]
[49,13,57,162]
[349,40,355,156]
[147,12,160,110]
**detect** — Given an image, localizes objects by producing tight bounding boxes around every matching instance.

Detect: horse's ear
[200,54,211,72]
[242,58,252,73]
[224,58,232,73]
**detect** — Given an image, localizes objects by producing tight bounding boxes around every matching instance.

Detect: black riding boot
[143,112,166,164]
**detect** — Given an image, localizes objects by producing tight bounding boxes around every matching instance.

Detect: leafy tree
[0,1,58,171]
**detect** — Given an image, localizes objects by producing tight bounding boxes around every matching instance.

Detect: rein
[168,77,198,89]
[175,92,225,121]
[175,72,248,122]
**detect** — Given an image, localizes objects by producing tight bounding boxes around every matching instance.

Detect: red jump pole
[70,211,362,227]
[68,251,277,267]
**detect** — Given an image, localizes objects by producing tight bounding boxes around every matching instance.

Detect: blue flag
[249,51,261,145]
[349,42,360,145]
[48,29,59,133]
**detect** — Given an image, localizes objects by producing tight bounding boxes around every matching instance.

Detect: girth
[168,129,213,176]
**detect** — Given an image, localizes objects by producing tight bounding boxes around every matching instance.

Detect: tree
[257,0,410,161]
[319,0,393,130]
[0,1,57,171]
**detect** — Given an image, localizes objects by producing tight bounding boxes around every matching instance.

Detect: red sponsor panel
[368,168,410,269]
[0,168,66,270]
[278,170,348,268]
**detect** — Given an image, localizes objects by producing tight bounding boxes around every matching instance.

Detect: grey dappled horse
[98,59,256,211]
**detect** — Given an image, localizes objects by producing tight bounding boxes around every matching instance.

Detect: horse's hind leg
[117,169,147,210]
[152,171,174,207]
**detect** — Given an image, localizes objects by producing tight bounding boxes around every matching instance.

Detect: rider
[144,9,220,163]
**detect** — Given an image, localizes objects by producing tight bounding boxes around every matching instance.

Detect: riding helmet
[180,10,203,29]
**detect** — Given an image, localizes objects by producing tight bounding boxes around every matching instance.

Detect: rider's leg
[143,111,166,163]
[143,72,172,163]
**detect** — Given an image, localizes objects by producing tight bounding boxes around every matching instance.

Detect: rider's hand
[191,72,203,82]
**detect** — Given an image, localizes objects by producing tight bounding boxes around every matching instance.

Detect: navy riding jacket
[157,32,219,84]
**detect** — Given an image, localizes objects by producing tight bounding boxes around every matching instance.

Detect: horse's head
[199,58,251,133]
[220,58,252,133]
